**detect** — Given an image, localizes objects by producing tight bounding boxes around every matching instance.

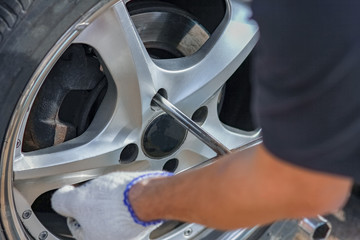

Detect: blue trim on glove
[123,172,174,227]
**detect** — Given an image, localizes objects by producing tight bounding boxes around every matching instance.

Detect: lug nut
[299,216,331,240]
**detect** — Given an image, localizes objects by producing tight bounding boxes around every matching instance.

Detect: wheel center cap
[143,114,187,158]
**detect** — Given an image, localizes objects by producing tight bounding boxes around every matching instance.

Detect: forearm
[129,144,352,230]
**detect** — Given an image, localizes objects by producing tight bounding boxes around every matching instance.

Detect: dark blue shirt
[252,0,360,182]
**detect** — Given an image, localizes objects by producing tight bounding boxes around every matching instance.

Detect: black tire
[0,1,107,239]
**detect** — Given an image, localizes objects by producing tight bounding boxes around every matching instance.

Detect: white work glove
[51,171,173,240]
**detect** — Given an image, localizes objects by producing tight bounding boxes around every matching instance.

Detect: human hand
[51,171,173,240]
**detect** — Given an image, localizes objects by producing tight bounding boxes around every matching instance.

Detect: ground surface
[327,194,360,240]
[258,191,360,240]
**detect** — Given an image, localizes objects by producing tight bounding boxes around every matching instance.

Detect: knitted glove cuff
[123,172,174,227]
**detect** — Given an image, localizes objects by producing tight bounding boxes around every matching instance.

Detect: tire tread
[0,0,33,44]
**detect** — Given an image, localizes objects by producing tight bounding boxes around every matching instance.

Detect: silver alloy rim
[1,0,260,239]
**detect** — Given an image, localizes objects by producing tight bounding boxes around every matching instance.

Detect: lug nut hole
[163,158,179,172]
[191,106,208,126]
[120,143,139,164]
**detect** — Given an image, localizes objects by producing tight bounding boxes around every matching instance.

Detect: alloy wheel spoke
[14,145,117,180]
[177,121,260,168]
[153,1,258,115]
[177,90,261,163]
[73,1,157,130]
[13,142,150,204]
[202,91,261,151]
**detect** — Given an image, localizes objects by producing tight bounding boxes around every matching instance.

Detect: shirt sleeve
[251,0,360,182]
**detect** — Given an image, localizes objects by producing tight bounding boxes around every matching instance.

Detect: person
[51,1,360,239]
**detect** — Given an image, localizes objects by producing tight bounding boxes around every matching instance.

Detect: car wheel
[0,0,260,239]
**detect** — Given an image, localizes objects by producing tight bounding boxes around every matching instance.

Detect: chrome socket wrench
[152,93,231,156]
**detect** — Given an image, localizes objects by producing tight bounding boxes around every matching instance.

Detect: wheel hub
[143,114,187,158]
